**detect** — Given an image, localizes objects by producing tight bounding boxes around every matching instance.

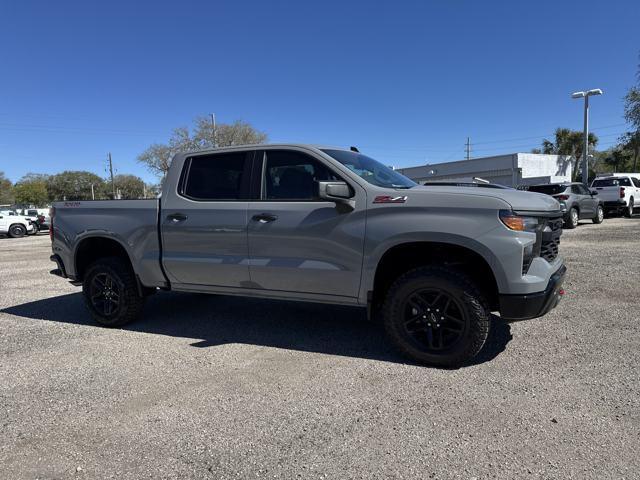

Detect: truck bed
[51,199,166,287]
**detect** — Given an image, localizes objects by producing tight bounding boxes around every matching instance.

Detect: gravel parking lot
[1,219,639,480]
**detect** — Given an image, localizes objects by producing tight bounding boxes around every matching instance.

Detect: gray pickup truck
[50,144,566,366]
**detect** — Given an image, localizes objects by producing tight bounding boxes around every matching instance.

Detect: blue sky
[0,0,638,183]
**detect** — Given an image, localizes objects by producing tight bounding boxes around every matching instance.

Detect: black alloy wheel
[402,288,467,352]
[82,257,145,327]
[382,266,490,367]
[89,272,121,317]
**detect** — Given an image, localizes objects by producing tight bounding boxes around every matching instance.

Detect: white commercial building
[396,153,572,188]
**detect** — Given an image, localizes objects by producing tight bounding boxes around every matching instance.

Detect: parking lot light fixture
[572,88,604,185]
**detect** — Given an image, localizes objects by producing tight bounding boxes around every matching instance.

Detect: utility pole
[210,113,216,147]
[465,137,471,161]
[91,183,95,200]
[107,152,116,199]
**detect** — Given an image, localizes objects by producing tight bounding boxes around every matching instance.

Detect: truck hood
[408,185,561,212]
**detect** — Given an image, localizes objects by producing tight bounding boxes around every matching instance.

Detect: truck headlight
[499,210,539,232]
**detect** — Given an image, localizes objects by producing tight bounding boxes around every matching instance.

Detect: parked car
[527,182,604,229]
[0,211,35,238]
[590,174,640,217]
[49,144,566,367]
[18,208,50,231]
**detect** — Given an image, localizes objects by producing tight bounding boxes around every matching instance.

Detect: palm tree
[539,128,598,181]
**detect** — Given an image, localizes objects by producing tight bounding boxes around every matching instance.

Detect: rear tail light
[620,187,625,198]
[49,207,55,241]
[554,195,570,201]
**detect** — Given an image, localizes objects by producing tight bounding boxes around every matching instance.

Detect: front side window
[321,149,416,189]
[578,185,591,195]
[181,152,248,200]
[263,150,339,200]
[632,178,640,188]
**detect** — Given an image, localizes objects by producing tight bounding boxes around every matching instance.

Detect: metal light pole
[210,113,216,147]
[571,89,603,185]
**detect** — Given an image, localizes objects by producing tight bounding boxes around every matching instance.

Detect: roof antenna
[350,146,359,152]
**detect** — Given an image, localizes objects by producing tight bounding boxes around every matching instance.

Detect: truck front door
[161,151,252,288]
[247,149,366,299]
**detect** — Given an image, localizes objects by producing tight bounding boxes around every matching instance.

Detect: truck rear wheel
[382,266,490,367]
[82,257,145,327]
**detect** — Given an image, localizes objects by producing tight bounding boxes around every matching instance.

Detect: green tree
[47,171,105,201]
[113,174,145,199]
[622,55,640,170]
[602,148,632,173]
[617,131,640,171]
[137,117,267,177]
[538,128,598,181]
[623,87,640,133]
[13,174,49,206]
[0,171,14,205]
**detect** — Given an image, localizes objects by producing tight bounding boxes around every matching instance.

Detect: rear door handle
[252,213,278,223]
[167,213,188,222]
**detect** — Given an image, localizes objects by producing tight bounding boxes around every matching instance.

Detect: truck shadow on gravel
[2,292,512,367]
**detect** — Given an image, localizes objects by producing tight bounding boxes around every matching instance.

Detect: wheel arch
[366,238,503,312]
[74,235,134,282]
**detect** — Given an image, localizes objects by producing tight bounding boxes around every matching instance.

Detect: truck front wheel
[382,266,490,367]
[8,224,27,238]
[82,257,145,327]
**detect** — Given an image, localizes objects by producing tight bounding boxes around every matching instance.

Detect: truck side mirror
[590,190,598,195]
[318,181,355,209]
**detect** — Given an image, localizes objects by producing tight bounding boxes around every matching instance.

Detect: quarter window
[262,150,339,200]
[181,152,248,200]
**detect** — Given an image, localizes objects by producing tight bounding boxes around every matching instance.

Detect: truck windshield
[528,184,567,195]
[321,149,416,189]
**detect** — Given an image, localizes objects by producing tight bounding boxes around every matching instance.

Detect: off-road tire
[592,205,604,224]
[8,224,27,238]
[382,265,490,367]
[82,257,145,327]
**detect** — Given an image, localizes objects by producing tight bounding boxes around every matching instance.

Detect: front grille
[540,217,563,263]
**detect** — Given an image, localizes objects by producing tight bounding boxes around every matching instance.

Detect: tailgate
[592,186,621,202]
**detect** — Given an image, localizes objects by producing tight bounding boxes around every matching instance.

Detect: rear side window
[592,177,631,187]
[181,152,249,200]
[528,184,567,195]
[632,178,640,187]
[262,150,339,200]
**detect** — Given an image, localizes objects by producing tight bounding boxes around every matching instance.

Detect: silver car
[528,182,604,229]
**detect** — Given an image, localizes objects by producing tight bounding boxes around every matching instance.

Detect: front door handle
[252,213,278,223]
[167,213,188,223]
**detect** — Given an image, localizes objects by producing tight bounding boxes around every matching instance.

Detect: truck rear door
[161,151,252,288]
